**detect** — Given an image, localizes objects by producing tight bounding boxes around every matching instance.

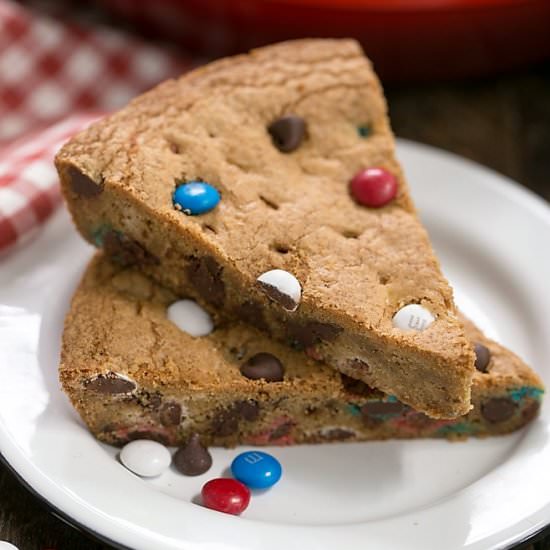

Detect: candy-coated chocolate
[231,450,282,489]
[167,299,214,337]
[357,124,372,138]
[119,440,171,477]
[173,181,220,215]
[257,269,301,311]
[349,167,397,207]
[392,304,435,332]
[201,478,250,515]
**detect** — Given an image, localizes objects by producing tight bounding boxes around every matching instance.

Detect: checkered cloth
[0,0,193,254]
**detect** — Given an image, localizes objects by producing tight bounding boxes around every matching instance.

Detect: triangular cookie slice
[60,255,543,446]
[56,39,474,418]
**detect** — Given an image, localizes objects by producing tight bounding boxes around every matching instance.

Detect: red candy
[201,478,251,515]
[349,167,397,207]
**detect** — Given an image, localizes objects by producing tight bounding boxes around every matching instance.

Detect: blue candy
[231,451,282,489]
[173,181,220,215]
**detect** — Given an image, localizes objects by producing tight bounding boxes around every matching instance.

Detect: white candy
[392,304,435,332]
[0,543,19,550]
[167,299,214,337]
[120,440,171,477]
[257,269,301,311]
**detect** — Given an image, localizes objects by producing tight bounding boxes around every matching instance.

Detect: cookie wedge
[56,39,474,418]
[60,255,543,446]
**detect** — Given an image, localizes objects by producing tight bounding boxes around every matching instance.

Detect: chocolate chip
[67,165,103,197]
[236,301,268,332]
[211,407,240,437]
[269,421,293,441]
[287,321,343,350]
[268,115,306,153]
[103,230,158,267]
[173,434,212,476]
[159,402,183,426]
[340,373,380,398]
[481,397,516,423]
[235,400,260,421]
[211,400,262,436]
[322,428,355,441]
[240,353,284,382]
[361,401,404,416]
[84,373,136,394]
[186,256,225,308]
[257,280,298,311]
[474,343,491,372]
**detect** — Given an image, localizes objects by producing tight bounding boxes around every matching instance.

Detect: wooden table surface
[1,61,549,549]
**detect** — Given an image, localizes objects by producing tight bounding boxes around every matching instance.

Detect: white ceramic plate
[1,140,549,550]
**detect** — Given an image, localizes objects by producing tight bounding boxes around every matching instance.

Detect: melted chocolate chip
[340,373,380,398]
[361,401,404,416]
[269,421,293,441]
[235,400,260,421]
[103,230,159,267]
[84,373,135,394]
[66,165,103,197]
[322,428,355,441]
[268,115,306,153]
[287,321,343,350]
[186,256,225,308]
[236,301,268,332]
[481,397,517,423]
[240,353,284,382]
[211,399,262,436]
[474,343,491,372]
[160,402,183,426]
[173,434,212,476]
[211,407,240,437]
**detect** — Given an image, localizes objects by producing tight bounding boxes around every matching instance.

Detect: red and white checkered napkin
[0,0,193,254]
[0,114,100,252]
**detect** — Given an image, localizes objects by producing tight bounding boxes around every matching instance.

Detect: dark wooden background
[1,5,550,546]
